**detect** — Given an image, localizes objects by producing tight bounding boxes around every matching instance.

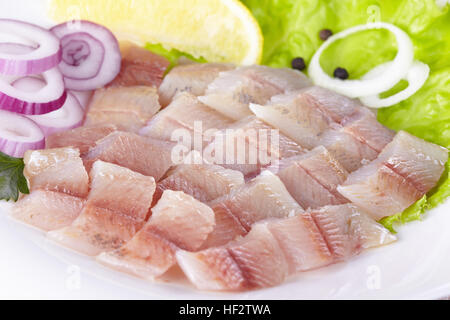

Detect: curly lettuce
[242,0,450,231]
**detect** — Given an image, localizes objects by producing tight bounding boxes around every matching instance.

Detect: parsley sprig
[0,151,29,201]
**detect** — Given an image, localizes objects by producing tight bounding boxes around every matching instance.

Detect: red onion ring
[0,43,35,55]
[0,67,67,115]
[51,21,121,91]
[0,109,45,158]
[60,32,105,80]
[13,77,84,136]
[0,19,62,76]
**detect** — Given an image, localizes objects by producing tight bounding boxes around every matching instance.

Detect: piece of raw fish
[204,116,306,177]
[153,163,244,205]
[338,131,448,219]
[376,131,448,193]
[203,171,304,247]
[272,146,349,209]
[339,163,423,220]
[24,148,89,198]
[310,204,396,261]
[199,65,311,120]
[263,213,333,273]
[83,131,175,180]
[108,41,170,88]
[85,86,161,132]
[200,202,247,249]
[177,223,289,291]
[139,92,233,150]
[46,125,117,156]
[211,171,303,231]
[158,63,235,107]
[292,86,370,124]
[88,161,156,220]
[48,204,145,256]
[97,190,215,279]
[341,111,395,153]
[178,203,395,291]
[12,190,85,231]
[273,86,393,150]
[48,162,156,256]
[250,88,393,171]
[319,129,379,172]
[249,102,323,149]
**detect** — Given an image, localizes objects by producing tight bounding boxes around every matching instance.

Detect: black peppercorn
[291,57,306,71]
[334,67,349,80]
[319,29,333,41]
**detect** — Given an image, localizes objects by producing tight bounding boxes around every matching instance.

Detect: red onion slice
[0,109,45,158]
[51,21,121,91]
[70,90,93,110]
[0,19,62,76]
[13,77,84,136]
[27,93,84,136]
[60,32,105,80]
[0,43,35,55]
[1,67,67,115]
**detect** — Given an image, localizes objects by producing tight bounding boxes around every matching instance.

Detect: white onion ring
[360,60,430,108]
[0,19,62,76]
[13,77,84,136]
[0,109,45,158]
[51,21,121,91]
[308,22,414,98]
[0,67,66,115]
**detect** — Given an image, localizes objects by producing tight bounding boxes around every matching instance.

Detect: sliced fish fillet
[108,41,170,88]
[250,88,392,171]
[296,87,394,152]
[264,213,333,273]
[24,148,89,198]
[273,146,349,209]
[85,86,161,133]
[376,131,448,193]
[97,190,215,279]
[293,86,370,124]
[48,162,155,256]
[12,190,85,231]
[158,62,235,107]
[199,65,311,120]
[140,92,233,150]
[201,202,247,249]
[88,161,156,220]
[338,131,448,219]
[48,204,145,256]
[153,163,244,205]
[205,171,304,247]
[319,129,379,172]
[249,102,323,149]
[204,116,306,177]
[178,204,395,291]
[46,125,117,156]
[310,204,396,261]
[338,163,424,220]
[177,224,289,291]
[83,131,175,180]
[342,111,395,153]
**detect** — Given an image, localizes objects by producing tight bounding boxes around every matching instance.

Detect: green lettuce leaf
[144,43,206,70]
[242,0,450,230]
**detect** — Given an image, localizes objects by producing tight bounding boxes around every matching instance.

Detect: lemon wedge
[48,0,263,65]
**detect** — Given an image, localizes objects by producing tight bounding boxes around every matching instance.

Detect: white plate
[1,0,449,300]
